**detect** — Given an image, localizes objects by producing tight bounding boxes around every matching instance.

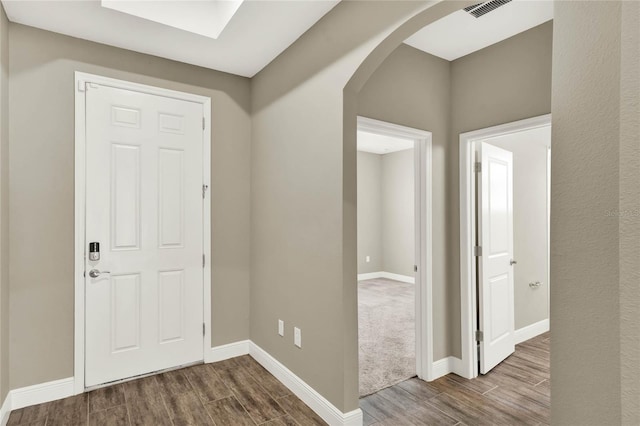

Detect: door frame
[459,114,551,379]
[356,116,436,380]
[73,72,212,394]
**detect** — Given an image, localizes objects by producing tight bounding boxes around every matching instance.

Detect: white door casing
[478,142,515,374]
[459,114,551,379]
[84,82,205,387]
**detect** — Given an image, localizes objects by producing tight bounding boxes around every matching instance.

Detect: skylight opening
[101,0,244,39]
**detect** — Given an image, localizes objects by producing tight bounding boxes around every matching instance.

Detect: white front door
[85,84,204,387]
[478,142,515,374]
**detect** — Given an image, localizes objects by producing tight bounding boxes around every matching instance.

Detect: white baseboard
[249,342,362,426]
[357,272,383,281]
[515,319,549,345]
[205,340,250,363]
[0,392,10,426]
[7,341,358,426]
[431,356,464,380]
[358,271,415,284]
[0,375,76,423]
[449,357,465,377]
[380,272,415,284]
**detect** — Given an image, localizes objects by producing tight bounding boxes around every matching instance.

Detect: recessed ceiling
[404,0,553,61]
[357,131,414,155]
[1,0,340,78]
[100,0,244,40]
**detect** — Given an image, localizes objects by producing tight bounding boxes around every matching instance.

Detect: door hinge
[203,254,205,268]
[203,323,205,336]
[475,162,482,173]
[475,330,484,342]
[474,246,482,256]
[414,265,418,272]
[203,117,205,130]
[202,184,209,199]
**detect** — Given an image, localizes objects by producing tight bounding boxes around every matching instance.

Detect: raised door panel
[158,148,185,248]
[158,270,185,344]
[110,273,141,353]
[479,142,515,374]
[111,144,141,251]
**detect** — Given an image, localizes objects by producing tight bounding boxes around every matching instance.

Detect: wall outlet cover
[278,320,284,337]
[294,327,302,348]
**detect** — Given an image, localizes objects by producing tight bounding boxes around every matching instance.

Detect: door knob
[89,269,111,278]
[510,259,517,266]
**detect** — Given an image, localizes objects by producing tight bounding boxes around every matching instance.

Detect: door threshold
[84,360,203,392]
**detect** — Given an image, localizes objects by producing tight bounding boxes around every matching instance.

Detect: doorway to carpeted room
[358,277,415,396]
[356,121,420,397]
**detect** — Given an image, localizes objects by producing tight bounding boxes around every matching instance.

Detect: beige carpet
[358,278,415,396]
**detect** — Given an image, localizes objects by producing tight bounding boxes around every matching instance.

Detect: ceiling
[404,0,553,61]
[1,0,339,78]
[357,131,414,155]
[1,0,554,78]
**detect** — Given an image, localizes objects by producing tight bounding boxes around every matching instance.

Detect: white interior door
[85,84,204,387]
[478,142,515,374]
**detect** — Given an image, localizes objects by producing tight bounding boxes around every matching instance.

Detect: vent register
[464,0,513,18]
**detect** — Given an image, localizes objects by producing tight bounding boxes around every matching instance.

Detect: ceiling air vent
[464,0,513,18]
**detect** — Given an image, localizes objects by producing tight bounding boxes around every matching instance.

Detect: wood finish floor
[360,332,550,426]
[7,356,328,426]
[9,333,549,426]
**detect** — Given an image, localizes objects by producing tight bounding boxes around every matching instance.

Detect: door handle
[88,269,111,278]
[510,259,517,266]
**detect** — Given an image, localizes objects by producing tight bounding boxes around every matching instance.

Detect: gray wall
[1,1,636,422]
[551,1,638,423]
[357,151,382,274]
[450,21,553,357]
[357,148,414,277]
[357,43,451,359]
[357,23,552,359]
[381,149,414,277]
[8,24,252,390]
[0,4,8,403]
[619,1,640,422]
[251,0,447,412]
[487,127,550,330]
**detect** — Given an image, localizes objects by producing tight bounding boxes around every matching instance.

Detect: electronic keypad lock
[89,242,100,261]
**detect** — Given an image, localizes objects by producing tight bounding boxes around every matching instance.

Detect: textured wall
[0,4,8,403]
[551,2,623,423]
[619,1,640,423]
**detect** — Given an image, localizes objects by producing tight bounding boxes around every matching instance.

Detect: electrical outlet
[365,256,370,263]
[294,327,302,348]
[278,320,284,337]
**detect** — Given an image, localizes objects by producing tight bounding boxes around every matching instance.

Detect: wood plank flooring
[8,333,549,426]
[7,356,327,426]
[360,332,550,426]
